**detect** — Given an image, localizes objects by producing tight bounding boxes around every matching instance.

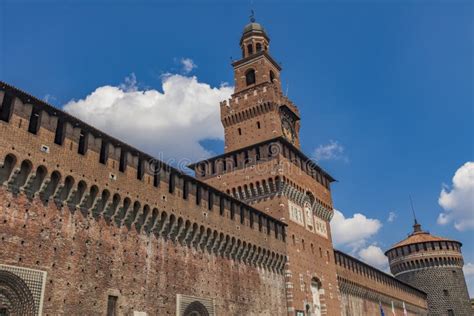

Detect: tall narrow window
[78,132,88,155]
[257,121,261,129]
[245,69,256,86]
[119,150,127,172]
[107,295,118,316]
[238,128,242,135]
[247,44,253,55]
[169,172,175,193]
[208,191,213,210]
[196,186,201,205]
[153,162,160,187]
[0,93,14,122]
[256,43,262,52]
[99,141,109,164]
[270,70,275,83]
[183,180,188,199]
[28,107,41,134]
[54,118,66,145]
[137,158,144,180]
[219,196,225,216]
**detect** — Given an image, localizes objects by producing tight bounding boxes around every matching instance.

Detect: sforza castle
[0,17,471,316]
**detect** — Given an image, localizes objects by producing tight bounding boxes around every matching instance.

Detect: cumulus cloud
[437,162,474,231]
[464,262,474,296]
[330,209,382,251]
[64,73,233,165]
[180,58,197,74]
[358,245,389,271]
[387,211,397,223]
[464,262,474,277]
[313,140,348,162]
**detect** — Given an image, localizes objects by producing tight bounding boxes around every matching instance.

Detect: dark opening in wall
[247,44,253,55]
[169,172,175,193]
[245,69,256,86]
[196,186,201,205]
[230,202,235,220]
[119,150,127,172]
[78,132,88,155]
[257,121,261,129]
[153,163,160,187]
[54,118,66,145]
[233,154,238,168]
[256,43,262,52]
[28,107,42,135]
[208,191,213,210]
[244,150,250,165]
[0,93,14,122]
[137,158,144,180]
[238,128,242,135]
[183,180,188,199]
[270,70,275,83]
[99,141,109,164]
[219,196,225,216]
[106,295,118,316]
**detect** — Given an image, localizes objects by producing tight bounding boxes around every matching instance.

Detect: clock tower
[222,16,301,153]
[189,16,341,316]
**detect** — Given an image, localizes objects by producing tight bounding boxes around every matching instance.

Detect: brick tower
[189,16,341,315]
[385,220,472,315]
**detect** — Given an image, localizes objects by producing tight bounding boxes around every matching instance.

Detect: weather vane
[250,9,256,23]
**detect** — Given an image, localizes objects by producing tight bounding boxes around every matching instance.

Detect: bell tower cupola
[240,12,270,59]
[232,12,283,95]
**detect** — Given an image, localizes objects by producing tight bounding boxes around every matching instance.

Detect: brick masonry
[0,18,459,316]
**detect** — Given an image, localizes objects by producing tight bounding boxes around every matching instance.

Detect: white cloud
[180,58,197,74]
[313,140,348,162]
[437,162,474,231]
[387,211,397,223]
[64,73,232,165]
[464,262,474,277]
[358,245,389,271]
[330,209,382,251]
[464,262,474,296]
[43,94,57,103]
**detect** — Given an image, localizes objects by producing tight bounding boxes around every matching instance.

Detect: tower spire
[409,195,422,233]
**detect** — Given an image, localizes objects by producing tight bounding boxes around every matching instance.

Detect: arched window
[311,278,322,316]
[245,69,256,86]
[247,44,253,55]
[256,43,262,52]
[270,70,275,83]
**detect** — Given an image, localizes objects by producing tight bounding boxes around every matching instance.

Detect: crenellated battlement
[334,250,428,312]
[0,81,287,272]
[219,82,300,121]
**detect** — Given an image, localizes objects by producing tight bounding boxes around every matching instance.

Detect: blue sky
[2,0,473,294]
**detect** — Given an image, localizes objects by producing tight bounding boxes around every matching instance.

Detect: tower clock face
[281,117,296,144]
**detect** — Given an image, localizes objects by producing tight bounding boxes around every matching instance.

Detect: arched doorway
[0,270,36,315]
[183,301,209,316]
[310,277,322,316]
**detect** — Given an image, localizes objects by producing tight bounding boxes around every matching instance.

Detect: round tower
[385,220,471,315]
